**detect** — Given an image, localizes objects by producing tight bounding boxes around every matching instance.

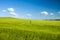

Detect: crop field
[0,17,60,40]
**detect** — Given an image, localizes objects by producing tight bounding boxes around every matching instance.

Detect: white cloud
[26,13,32,16]
[41,11,48,15]
[8,8,14,12]
[9,12,18,16]
[7,8,18,17]
[58,11,60,14]
[2,10,6,12]
[50,13,54,16]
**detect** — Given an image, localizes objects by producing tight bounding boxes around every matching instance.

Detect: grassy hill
[0,17,60,40]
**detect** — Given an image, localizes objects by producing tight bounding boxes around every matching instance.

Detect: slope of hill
[0,17,60,40]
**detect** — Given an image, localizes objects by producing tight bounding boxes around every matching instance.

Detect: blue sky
[0,0,60,19]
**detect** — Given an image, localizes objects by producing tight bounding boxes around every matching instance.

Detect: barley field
[0,17,60,40]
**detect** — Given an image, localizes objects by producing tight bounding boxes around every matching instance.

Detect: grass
[0,17,60,40]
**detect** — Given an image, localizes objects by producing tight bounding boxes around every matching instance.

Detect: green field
[0,17,60,40]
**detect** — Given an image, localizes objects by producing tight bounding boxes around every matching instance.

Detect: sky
[0,0,60,19]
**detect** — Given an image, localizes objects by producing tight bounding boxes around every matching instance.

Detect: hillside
[0,17,60,40]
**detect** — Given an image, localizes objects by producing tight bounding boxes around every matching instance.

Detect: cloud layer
[7,8,18,17]
[1,8,60,18]
[41,11,48,15]
[8,8,14,12]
